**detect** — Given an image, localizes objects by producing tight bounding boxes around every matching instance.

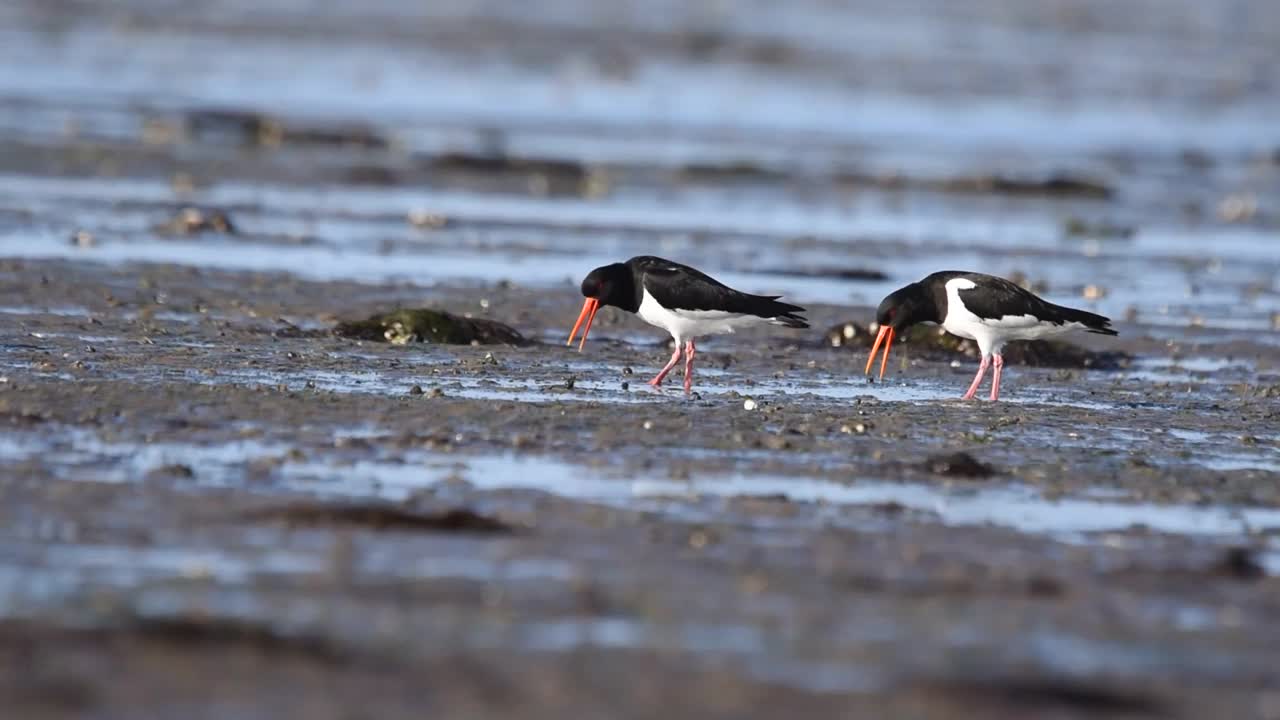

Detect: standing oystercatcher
[567,256,809,394]
[865,271,1117,401]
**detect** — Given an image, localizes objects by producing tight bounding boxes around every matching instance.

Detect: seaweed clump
[333,308,525,346]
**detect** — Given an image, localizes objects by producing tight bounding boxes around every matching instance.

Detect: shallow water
[3,174,1278,332]
[3,425,1276,543]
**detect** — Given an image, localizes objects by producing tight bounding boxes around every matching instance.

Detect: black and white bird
[865,271,1117,401]
[567,256,809,394]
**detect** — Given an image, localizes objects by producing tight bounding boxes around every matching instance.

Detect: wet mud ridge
[2,0,1280,717]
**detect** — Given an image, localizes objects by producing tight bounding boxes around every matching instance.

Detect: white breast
[635,288,763,344]
[941,277,1078,355]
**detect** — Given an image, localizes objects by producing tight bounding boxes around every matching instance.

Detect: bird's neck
[611,270,641,313]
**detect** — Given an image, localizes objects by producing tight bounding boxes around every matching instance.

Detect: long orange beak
[566,297,601,351]
[864,325,895,379]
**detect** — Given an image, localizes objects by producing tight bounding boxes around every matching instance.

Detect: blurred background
[1,0,1277,329]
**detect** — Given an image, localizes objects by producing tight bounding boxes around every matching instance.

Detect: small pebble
[1217,194,1256,223]
[408,210,449,228]
[409,384,424,395]
[743,398,757,411]
[642,420,654,430]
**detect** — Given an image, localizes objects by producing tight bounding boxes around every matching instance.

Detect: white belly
[636,289,763,343]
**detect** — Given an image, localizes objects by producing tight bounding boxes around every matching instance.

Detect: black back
[626,256,808,327]
[923,271,1117,334]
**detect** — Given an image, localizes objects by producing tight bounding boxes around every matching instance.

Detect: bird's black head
[579,262,638,312]
[568,262,638,351]
[875,282,937,331]
[866,282,939,380]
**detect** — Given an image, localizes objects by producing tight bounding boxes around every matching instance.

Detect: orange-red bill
[566,297,601,351]
[864,325,895,379]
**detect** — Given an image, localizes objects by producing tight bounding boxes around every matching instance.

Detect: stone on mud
[155,207,237,236]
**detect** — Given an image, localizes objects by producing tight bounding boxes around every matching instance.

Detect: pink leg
[989,354,1004,402]
[961,355,991,400]
[682,340,696,394]
[648,343,683,386]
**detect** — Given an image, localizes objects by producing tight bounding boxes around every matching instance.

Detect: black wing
[934,271,1116,335]
[628,256,809,327]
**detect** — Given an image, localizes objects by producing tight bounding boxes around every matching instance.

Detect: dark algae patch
[427,152,595,196]
[181,108,388,149]
[936,173,1114,199]
[1213,546,1265,580]
[923,452,998,478]
[0,616,359,666]
[334,308,526,345]
[243,503,514,533]
[926,676,1166,716]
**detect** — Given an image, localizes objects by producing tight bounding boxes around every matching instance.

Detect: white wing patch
[636,288,768,343]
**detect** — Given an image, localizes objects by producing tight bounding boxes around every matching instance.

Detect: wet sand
[3,0,1280,717]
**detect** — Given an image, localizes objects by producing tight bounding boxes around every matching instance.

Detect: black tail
[759,296,809,329]
[1060,305,1117,336]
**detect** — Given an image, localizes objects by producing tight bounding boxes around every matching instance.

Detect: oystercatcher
[865,271,1117,401]
[567,256,809,393]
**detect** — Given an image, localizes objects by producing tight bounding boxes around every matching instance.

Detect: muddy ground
[3,260,1280,719]
[3,0,1280,718]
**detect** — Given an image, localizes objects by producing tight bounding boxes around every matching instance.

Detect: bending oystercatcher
[865,271,1117,401]
[567,256,809,393]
